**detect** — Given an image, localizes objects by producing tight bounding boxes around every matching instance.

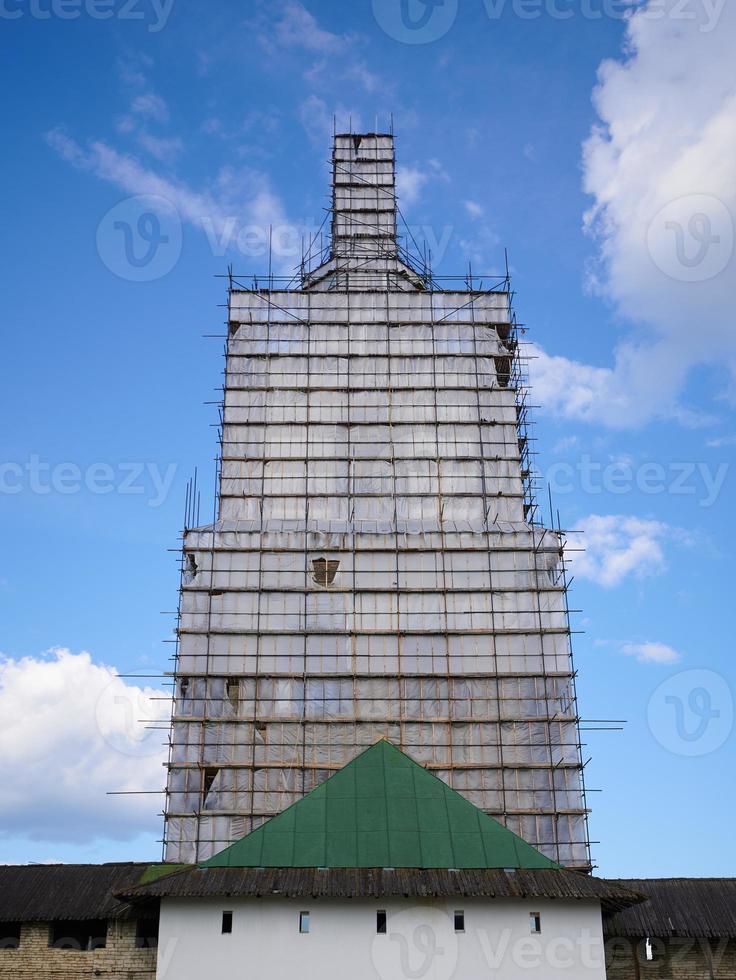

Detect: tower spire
[331,132,398,262]
[303,132,423,290]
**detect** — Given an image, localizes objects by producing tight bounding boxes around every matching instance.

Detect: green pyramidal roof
[202,741,559,871]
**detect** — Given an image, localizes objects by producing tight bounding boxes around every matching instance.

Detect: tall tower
[163,133,591,870]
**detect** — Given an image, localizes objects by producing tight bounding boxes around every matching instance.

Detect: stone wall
[0,920,156,979]
[605,936,736,980]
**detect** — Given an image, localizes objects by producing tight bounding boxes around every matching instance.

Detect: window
[226,679,240,711]
[0,923,21,950]
[454,911,465,933]
[135,918,159,949]
[299,912,310,934]
[530,913,541,935]
[184,553,198,583]
[311,557,339,586]
[49,920,107,950]
[376,910,387,934]
[222,911,233,935]
[203,768,219,803]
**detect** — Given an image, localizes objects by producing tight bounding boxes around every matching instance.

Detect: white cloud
[0,649,169,843]
[457,194,500,271]
[304,56,390,97]
[621,641,682,665]
[344,62,385,95]
[526,341,710,429]
[570,514,677,587]
[259,0,353,54]
[396,165,429,208]
[298,95,363,147]
[135,131,184,164]
[45,128,290,246]
[466,128,480,149]
[528,342,622,425]
[116,53,153,89]
[575,0,736,427]
[395,160,450,210]
[117,89,182,162]
[258,2,388,97]
[552,435,580,454]
[130,92,169,123]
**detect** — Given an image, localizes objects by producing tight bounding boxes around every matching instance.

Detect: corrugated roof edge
[604,878,736,939]
[117,867,644,916]
[0,863,159,922]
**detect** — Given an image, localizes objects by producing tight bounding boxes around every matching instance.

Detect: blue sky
[1,0,734,876]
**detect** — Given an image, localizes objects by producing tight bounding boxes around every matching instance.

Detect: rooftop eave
[118,866,644,916]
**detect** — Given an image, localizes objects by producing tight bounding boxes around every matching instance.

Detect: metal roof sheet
[202,740,559,871]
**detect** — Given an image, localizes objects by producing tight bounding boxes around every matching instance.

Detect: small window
[135,918,159,949]
[530,912,541,934]
[222,911,233,935]
[226,679,240,711]
[377,910,387,934]
[299,912,310,934]
[203,767,219,802]
[184,553,198,583]
[49,920,107,950]
[0,923,21,949]
[311,558,339,586]
[454,910,465,933]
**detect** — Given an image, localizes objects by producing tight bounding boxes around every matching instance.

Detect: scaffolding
[162,133,591,870]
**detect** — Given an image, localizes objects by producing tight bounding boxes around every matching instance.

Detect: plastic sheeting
[164,287,589,870]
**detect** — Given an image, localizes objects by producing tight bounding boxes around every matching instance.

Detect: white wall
[156,896,607,980]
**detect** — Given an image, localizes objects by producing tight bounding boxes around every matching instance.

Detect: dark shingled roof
[0,863,156,922]
[604,879,736,939]
[120,866,642,914]
[5,864,732,936]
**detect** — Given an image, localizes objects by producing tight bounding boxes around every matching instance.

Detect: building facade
[0,864,158,980]
[156,896,609,980]
[148,742,634,980]
[163,132,590,868]
[3,861,733,980]
[604,879,736,980]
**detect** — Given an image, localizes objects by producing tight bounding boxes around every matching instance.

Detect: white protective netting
[163,137,589,869]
